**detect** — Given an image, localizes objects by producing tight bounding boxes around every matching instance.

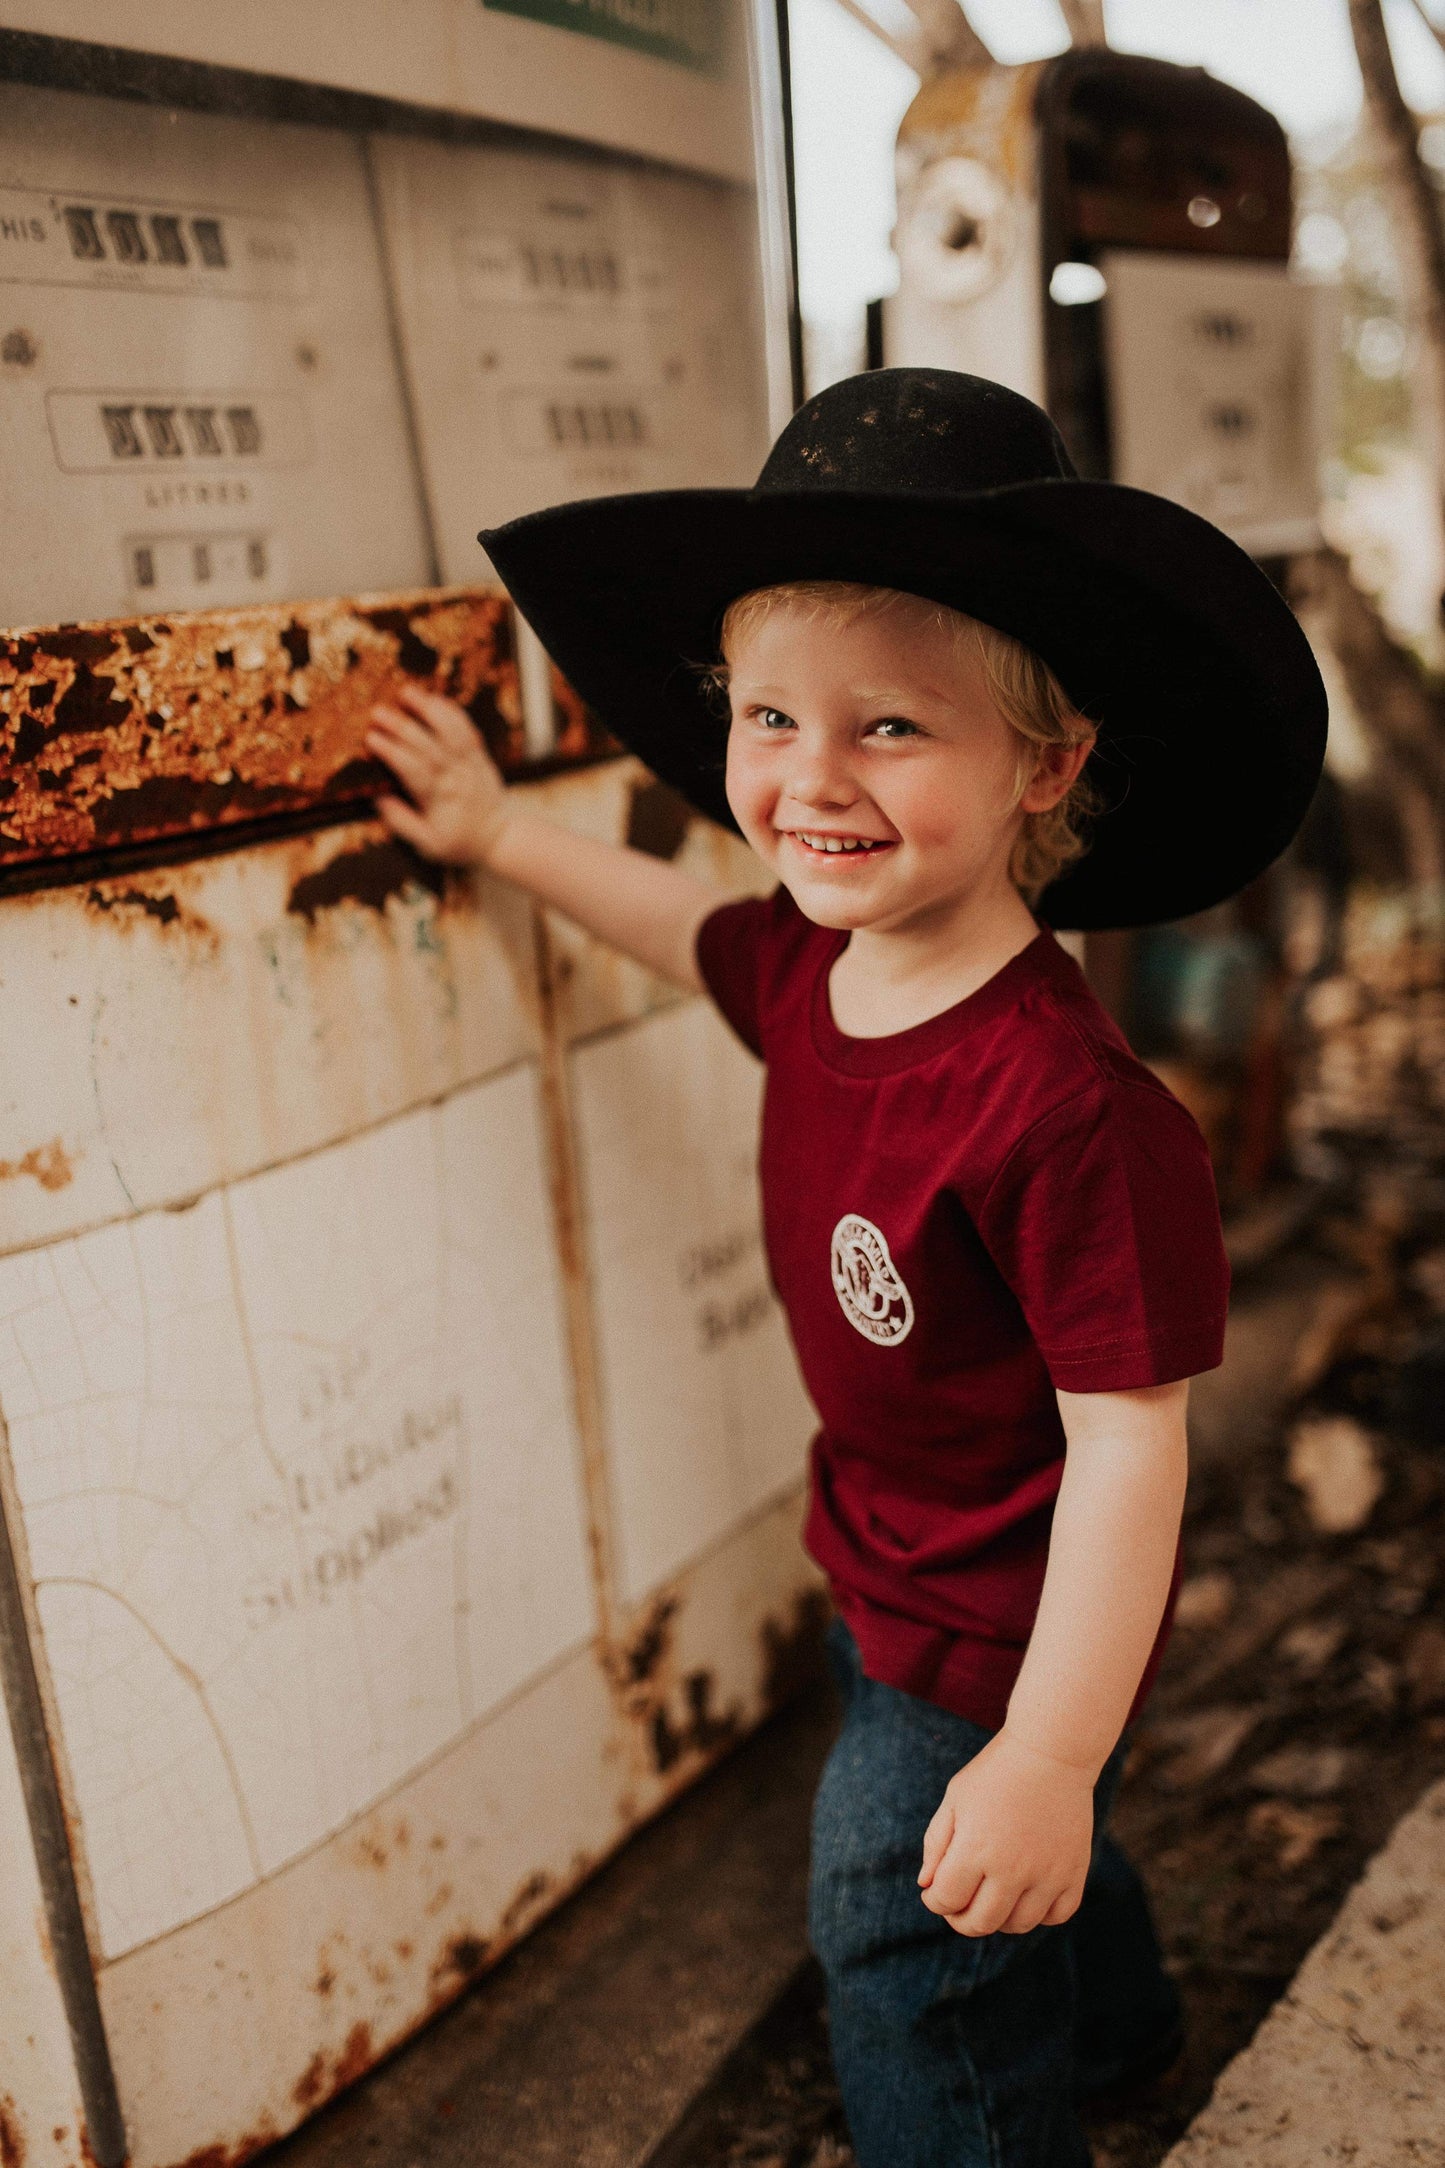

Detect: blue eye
[759,707,794,730]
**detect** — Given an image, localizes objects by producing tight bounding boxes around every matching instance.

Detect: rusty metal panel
[0,1061,597,1964]
[0,85,433,626]
[93,1488,817,2168]
[0,589,518,884]
[369,133,771,575]
[0,816,545,1256]
[569,999,814,1607]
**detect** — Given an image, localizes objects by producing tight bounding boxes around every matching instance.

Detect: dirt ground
[649,1211,1445,2168]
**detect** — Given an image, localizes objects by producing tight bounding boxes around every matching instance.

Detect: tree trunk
[1348,0,1445,508]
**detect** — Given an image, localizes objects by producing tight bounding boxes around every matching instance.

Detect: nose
[779,724,858,814]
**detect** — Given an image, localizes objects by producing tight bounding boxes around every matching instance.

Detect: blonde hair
[714,581,1100,900]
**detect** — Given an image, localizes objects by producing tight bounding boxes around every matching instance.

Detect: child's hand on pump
[366,681,716,993]
[367,685,508,868]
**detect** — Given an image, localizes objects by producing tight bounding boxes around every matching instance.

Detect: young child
[366,369,1326,2167]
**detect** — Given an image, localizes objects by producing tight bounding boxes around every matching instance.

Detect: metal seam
[0,1472,127,2167]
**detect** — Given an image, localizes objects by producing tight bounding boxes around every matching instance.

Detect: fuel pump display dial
[0,85,432,625]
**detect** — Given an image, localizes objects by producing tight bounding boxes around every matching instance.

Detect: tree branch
[1057,0,1108,46]
[894,0,993,72]
[1407,0,1445,57]
[830,0,926,72]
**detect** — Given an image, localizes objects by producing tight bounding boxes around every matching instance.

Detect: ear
[1018,729,1097,816]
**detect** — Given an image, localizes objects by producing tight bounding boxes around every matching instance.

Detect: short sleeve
[695,895,770,1056]
[975,1081,1230,1391]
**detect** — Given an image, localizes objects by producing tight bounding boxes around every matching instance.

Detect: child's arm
[366,685,722,990]
[918,1379,1189,1936]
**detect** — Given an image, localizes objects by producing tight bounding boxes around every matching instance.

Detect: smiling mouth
[783,830,895,858]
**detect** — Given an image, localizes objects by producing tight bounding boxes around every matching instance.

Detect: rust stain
[332,2022,374,2092]
[351,1830,390,1871]
[0,1138,73,1191]
[312,1963,335,1999]
[650,1668,738,1775]
[289,2022,376,2109]
[430,1930,490,1998]
[0,587,618,883]
[151,2122,281,2168]
[498,1869,552,1938]
[617,1591,679,1687]
[395,1938,414,1961]
[291,2053,327,2112]
[611,1589,742,1776]
[0,2095,26,2168]
[760,1586,832,1712]
[286,837,445,924]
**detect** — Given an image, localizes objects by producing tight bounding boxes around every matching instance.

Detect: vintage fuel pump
[0,10,811,2166]
[889,47,1332,1198]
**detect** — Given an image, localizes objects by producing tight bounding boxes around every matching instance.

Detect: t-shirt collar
[808,924,1072,1078]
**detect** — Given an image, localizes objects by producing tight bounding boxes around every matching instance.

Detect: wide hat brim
[482,475,1327,930]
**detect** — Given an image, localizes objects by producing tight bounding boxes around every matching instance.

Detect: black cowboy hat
[481,368,1327,930]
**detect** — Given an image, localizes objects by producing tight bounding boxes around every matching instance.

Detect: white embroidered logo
[830,1214,915,1346]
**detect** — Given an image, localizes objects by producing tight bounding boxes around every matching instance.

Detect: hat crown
[755,367,1078,497]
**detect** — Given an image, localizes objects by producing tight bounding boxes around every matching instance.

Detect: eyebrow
[729,680,957,708]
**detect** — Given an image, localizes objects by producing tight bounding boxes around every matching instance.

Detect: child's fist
[917,1730,1094,1938]
[366,684,509,867]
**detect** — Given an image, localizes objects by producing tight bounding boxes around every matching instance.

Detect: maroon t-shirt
[696,887,1230,1731]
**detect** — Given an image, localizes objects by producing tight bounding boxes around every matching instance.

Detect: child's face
[724,597,1079,937]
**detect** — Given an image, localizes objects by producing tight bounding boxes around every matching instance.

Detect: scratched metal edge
[0,584,621,891]
[0,1449,128,2166]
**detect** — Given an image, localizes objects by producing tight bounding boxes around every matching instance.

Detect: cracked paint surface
[0,589,530,880]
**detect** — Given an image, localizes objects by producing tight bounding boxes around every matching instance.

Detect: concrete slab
[1164,1772,1445,2165]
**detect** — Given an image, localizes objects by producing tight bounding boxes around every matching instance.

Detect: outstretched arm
[918,1378,1189,1935]
[367,685,722,992]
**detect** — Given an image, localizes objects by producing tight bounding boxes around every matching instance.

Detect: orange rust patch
[352,1830,389,1871]
[498,1870,552,1937]
[150,2122,281,2168]
[0,590,529,879]
[0,2094,26,2168]
[0,1138,73,1191]
[291,2052,328,2112]
[331,2022,374,2092]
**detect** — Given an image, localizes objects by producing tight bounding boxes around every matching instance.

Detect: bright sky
[790,0,1445,320]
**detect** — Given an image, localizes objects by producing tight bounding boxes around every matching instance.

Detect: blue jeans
[809,1621,1180,2168]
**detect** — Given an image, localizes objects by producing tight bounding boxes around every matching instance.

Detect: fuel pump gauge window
[374,135,768,578]
[0,85,430,624]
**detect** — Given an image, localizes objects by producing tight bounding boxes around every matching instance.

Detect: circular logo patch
[830,1214,915,1346]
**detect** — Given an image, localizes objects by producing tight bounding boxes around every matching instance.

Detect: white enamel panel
[0,822,539,1259]
[0,85,430,625]
[1102,251,1330,554]
[0,1066,595,1960]
[370,134,770,577]
[569,1000,814,1605]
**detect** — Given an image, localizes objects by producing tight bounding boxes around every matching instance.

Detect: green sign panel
[481,0,725,75]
